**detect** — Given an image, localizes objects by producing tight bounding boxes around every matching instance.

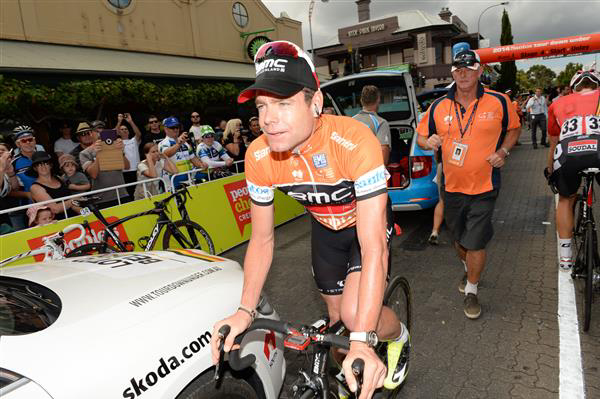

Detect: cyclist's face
[36,209,54,226]
[255,90,322,152]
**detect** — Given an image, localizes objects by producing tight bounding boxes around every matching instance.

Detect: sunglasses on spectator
[191,115,200,118]
[78,131,92,137]
[203,134,215,139]
[19,137,35,144]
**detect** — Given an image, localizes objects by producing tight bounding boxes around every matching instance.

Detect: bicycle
[217,275,412,399]
[0,224,86,267]
[67,185,215,257]
[571,168,600,331]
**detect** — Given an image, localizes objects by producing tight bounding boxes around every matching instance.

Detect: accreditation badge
[448,141,468,167]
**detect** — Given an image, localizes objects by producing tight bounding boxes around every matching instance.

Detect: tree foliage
[556,62,583,87]
[525,65,556,89]
[0,75,240,124]
[497,9,517,93]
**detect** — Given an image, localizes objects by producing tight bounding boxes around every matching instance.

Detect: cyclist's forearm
[240,236,274,309]
[355,245,387,331]
[548,136,558,170]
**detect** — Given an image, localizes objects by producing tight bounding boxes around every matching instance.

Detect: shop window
[233,2,249,28]
[108,0,131,8]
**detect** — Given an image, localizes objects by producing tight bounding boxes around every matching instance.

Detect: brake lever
[351,358,364,397]
[214,325,231,382]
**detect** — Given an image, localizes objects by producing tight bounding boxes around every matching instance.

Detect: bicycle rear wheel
[162,220,215,254]
[65,243,119,257]
[583,223,595,332]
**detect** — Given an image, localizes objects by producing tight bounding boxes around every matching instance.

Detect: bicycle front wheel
[162,220,215,254]
[65,243,120,258]
[384,276,412,333]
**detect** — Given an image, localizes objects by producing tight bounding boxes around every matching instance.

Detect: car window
[0,277,61,336]
[322,75,413,122]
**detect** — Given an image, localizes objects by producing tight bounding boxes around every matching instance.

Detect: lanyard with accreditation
[448,100,479,167]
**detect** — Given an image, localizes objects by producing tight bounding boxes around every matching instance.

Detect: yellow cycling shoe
[383,322,410,390]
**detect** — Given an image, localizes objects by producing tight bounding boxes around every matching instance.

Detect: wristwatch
[500,147,510,157]
[349,331,379,348]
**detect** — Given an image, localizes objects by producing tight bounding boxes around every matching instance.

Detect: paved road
[223,137,600,398]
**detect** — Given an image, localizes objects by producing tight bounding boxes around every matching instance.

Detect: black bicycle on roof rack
[67,185,215,257]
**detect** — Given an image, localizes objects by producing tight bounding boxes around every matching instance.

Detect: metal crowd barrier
[0,177,165,220]
[168,160,244,193]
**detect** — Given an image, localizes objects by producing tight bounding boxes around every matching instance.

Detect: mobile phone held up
[100,129,118,145]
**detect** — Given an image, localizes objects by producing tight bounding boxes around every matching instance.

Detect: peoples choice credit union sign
[224,180,252,235]
[347,23,385,37]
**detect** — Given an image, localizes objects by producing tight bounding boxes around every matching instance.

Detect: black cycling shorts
[443,189,498,251]
[552,135,600,197]
[310,202,393,295]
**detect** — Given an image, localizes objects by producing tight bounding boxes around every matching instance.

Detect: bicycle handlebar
[227,318,350,371]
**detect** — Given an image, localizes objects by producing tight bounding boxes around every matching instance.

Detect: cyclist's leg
[554,165,581,269]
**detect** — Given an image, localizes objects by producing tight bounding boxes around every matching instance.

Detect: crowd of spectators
[0,112,263,233]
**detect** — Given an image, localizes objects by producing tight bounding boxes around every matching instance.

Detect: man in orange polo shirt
[416,50,521,319]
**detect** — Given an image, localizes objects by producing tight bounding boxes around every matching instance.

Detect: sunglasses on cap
[452,51,480,70]
[254,41,316,72]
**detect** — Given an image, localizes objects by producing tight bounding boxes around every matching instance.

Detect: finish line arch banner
[475,33,600,63]
[0,174,305,267]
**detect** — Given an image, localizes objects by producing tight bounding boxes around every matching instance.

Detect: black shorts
[552,136,600,196]
[443,189,498,251]
[310,204,393,295]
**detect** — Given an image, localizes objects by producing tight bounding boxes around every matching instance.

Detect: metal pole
[477,1,509,48]
[309,0,315,61]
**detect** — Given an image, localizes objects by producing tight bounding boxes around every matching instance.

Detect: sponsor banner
[475,33,600,64]
[0,174,305,267]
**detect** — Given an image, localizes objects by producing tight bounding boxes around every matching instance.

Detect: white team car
[0,250,285,399]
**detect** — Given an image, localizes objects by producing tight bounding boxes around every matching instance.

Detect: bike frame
[86,188,193,252]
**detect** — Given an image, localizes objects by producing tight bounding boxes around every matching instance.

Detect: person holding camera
[80,126,130,209]
[157,117,206,188]
[115,113,142,198]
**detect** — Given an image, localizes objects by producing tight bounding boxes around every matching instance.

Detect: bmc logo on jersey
[567,139,597,154]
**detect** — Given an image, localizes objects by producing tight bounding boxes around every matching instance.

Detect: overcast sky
[263,0,600,73]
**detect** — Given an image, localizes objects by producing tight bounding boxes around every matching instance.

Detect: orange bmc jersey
[547,90,600,139]
[416,83,520,195]
[245,114,387,231]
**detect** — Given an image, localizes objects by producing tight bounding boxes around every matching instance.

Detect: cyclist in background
[546,68,600,270]
[210,41,409,398]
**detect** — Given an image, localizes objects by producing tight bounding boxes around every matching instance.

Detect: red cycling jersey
[244,114,388,231]
[548,90,600,139]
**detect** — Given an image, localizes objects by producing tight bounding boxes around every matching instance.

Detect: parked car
[417,87,450,115]
[321,69,439,211]
[0,250,285,399]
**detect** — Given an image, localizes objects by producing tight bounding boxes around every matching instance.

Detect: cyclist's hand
[486,151,505,168]
[426,134,442,151]
[343,342,386,399]
[210,311,252,365]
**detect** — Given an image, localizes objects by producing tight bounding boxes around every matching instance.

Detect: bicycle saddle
[73,196,102,207]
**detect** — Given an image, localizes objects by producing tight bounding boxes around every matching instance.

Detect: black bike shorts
[310,203,393,295]
[552,136,600,197]
[443,189,498,251]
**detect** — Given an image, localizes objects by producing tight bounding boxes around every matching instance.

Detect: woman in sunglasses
[28,151,81,220]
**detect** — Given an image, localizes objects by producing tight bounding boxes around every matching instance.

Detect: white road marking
[556,193,586,398]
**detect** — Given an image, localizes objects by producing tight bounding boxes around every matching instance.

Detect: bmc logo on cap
[256,58,288,75]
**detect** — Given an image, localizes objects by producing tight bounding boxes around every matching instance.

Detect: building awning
[0,40,255,81]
